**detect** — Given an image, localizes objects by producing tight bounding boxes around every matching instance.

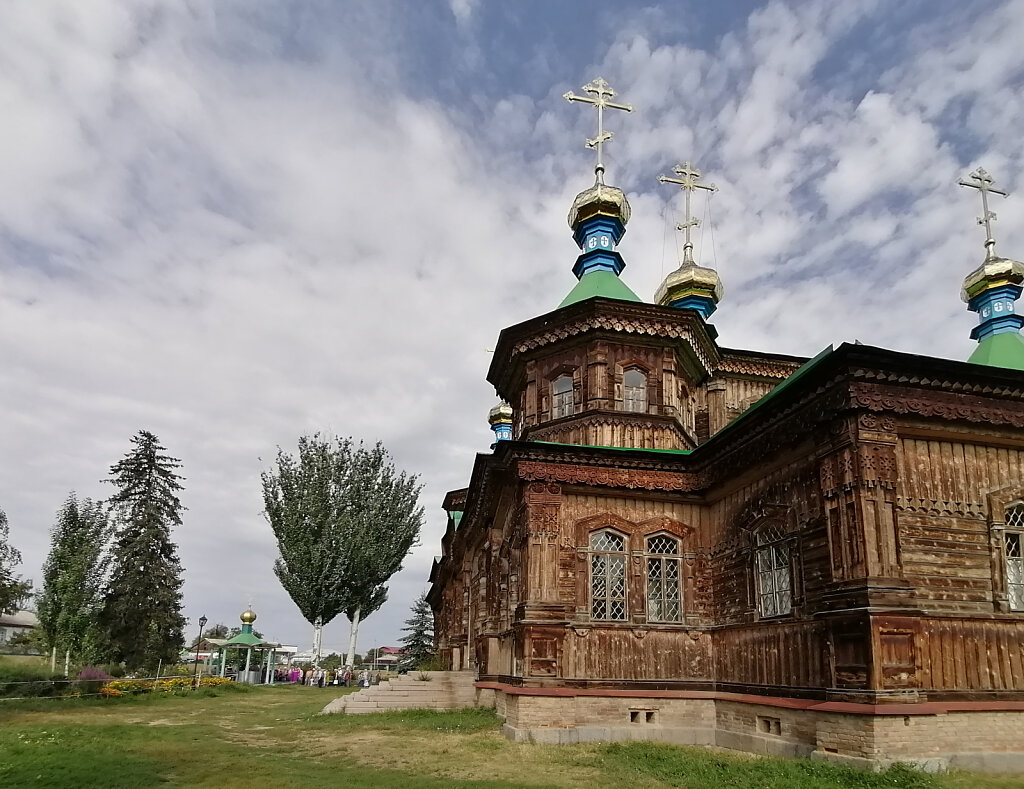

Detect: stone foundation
[479,683,1024,772]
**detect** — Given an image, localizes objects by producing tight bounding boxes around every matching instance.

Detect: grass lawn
[1,684,1023,789]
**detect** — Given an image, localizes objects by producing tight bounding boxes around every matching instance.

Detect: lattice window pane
[1006,531,1024,611]
[647,536,678,555]
[591,531,627,621]
[591,531,625,552]
[756,537,792,618]
[757,524,786,545]
[646,554,682,623]
[1007,505,1024,530]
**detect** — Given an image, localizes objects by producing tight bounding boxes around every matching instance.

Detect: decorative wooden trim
[517,460,704,492]
[850,382,1024,428]
[509,314,717,376]
[894,497,987,519]
[716,356,802,379]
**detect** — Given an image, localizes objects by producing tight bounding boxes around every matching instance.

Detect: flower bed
[101,676,235,695]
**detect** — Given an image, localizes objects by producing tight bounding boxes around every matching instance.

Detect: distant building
[0,610,39,645]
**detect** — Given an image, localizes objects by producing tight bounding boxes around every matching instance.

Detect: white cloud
[2,0,1024,653]
[449,0,479,28]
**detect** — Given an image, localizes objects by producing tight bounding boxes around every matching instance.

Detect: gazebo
[207,609,282,685]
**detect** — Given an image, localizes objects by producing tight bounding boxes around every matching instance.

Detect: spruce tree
[100,430,187,670]
[398,592,435,670]
[37,494,110,663]
[0,508,31,615]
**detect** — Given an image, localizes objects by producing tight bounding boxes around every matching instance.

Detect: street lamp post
[192,615,208,689]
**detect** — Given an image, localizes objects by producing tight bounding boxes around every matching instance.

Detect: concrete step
[321,670,480,716]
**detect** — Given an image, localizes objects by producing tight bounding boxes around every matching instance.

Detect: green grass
[0,685,1022,788]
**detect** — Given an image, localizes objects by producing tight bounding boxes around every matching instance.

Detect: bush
[76,667,111,695]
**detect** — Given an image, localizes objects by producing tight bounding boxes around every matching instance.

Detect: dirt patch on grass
[302,728,608,788]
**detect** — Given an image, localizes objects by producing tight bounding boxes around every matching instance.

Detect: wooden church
[427,78,1024,771]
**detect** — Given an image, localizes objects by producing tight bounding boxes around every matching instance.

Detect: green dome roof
[558,270,642,308]
[967,332,1024,371]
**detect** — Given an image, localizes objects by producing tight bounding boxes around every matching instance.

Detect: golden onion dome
[654,261,724,307]
[961,255,1024,303]
[240,609,257,624]
[488,401,513,425]
[567,182,631,231]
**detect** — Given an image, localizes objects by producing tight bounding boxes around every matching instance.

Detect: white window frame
[590,530,627,621]
[1005,503,1024,611]
[645,535,682,623]
[551,374,574,420]
[623,368,647,413]
[755,524,793,618]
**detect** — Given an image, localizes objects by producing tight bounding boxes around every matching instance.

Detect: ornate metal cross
[658,161,717,264]
[564,77,633,183]
[959,167,1009,257]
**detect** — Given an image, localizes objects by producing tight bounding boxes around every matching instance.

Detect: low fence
[0,674,235,702]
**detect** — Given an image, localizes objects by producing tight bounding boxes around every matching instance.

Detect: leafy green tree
[37,494,110,663]
[99,430,187,670]
[262,435,423,666]
[227,625,264,639]
[399,592,435,670]
[191,622,229,646]
[320,652,343,671]
[0,508,31,615]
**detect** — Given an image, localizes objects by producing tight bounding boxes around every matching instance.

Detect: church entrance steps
[321,670,479,715]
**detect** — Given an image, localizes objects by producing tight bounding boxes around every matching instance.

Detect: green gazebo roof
[968,332,1024,371]
[559,270,642,308]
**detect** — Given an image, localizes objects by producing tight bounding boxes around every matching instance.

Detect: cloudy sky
[2,0,1024,654]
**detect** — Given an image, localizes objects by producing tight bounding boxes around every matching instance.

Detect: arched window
[551,374,574,419]
[590,530,626,621]
[624,369,647,413]
[755,524,793,617]
[1005,503,1024,611]
[646,535,682,622]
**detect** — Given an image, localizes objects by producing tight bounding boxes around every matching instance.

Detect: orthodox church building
[427,78,1024,770]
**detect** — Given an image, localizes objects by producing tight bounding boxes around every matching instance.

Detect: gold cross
[658,161,717,264]
[564,77,633,183]
[959,167,1009,258]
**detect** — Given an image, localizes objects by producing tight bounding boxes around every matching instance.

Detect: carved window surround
[986,486,1024,613]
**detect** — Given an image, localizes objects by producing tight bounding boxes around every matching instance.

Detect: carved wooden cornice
[517,459,705,492]
[850,381,1024,428]
[716,354,804,379]
[488,299,721,395]
[525,410,690,443]
[508,315,716,372]
[895,497,987,520]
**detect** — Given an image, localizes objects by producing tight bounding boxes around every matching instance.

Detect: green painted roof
[220,632,277,648]
[968,332,1024,371]
[559,270,642,308]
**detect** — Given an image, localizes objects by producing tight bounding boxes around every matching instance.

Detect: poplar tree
[37,494,110,662]
[398,592,435,670]
[0,508,31,615]
[100,430,187,669]
[262,435,423,666]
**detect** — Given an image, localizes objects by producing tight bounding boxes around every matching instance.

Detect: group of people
[273,666,383,687]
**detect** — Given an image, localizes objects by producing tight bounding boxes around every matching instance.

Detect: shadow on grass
[311,706,503,734]
[596,742,942,789]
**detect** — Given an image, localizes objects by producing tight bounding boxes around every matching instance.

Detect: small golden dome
[654,261,724,307]
[488,401,513,425]
[567,182,631,231]
[961,255,1024,303]
[240,609,257,624]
